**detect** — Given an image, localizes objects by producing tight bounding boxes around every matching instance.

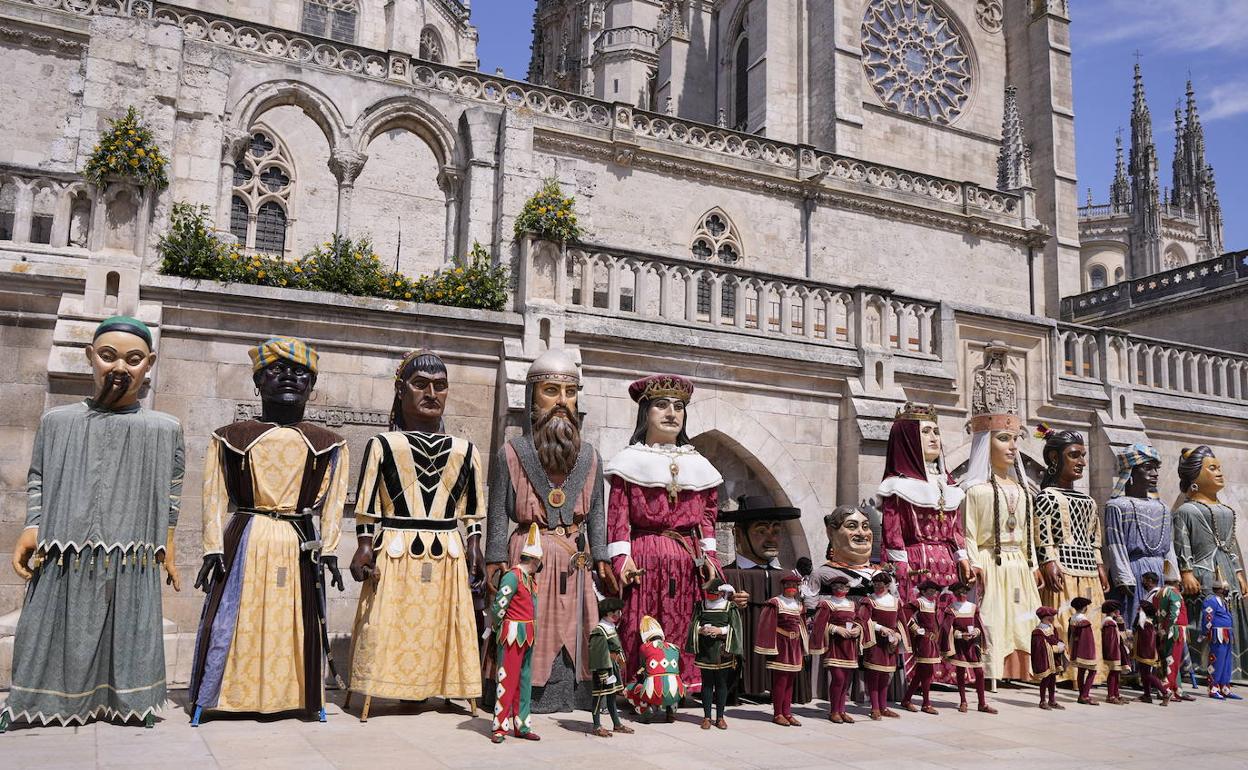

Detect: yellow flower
[394,280,402,287]
[293,265,302,273]
[136,148,146,158]
[129,158,139,167]
[257,270,266,279]
[279,279,287,286]
[404,292,412,299]
[128,129,136,135]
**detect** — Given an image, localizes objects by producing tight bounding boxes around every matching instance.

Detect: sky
[472,0,1244,251]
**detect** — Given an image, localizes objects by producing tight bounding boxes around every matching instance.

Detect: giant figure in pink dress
[878,401,969,684]
[605,375,723,692]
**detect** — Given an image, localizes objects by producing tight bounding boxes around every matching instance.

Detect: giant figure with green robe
[3,317,184,729]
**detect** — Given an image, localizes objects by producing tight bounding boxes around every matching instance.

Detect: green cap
[94,316,153,349]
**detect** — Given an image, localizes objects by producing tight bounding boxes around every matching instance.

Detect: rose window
[861,0,973,125]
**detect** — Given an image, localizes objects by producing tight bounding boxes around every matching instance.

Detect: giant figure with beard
[188,337,350,724]
[3,317,184,730]
[484,350,616,712]
[605,374,723,693]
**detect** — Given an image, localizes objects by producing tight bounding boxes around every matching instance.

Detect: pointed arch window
[733,35,749,131]
[301,0,359,44]
[419,27,444,63]
[230,126,296,255]
[691,209,743,318]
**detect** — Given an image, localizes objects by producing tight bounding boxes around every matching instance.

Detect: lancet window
[229,127,295,255]
[691,209,743,317]
[301,0,359,44]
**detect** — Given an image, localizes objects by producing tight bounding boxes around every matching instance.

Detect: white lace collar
[603,442,723,491]
[877,475,964,511]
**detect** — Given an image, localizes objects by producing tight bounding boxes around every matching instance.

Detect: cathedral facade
[0,0,1245,685]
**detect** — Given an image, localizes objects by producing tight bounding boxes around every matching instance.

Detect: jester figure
[490,524,543,744]
[626,615,685,723]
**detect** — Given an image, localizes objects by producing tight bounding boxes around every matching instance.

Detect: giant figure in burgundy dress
[878,402,967,684]
[606,375,722,692]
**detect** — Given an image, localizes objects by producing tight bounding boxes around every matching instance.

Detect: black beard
[532,405,581,475]
[96,371,132,408]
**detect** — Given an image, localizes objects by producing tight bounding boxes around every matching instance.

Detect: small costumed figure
[627,616,686,723]
[1132,601,1170,705]
[588,597,633,737]
[1201,578,1240,700]
[858,571,907,721]
[1100,600,1130,705]
[490,524,543,744]
[1031,606,1067,710]
[810,575,862,724]
[1067,597,1099,705]
[941,582,996,714]
[686,578,743,730]
[754,571,809,726]
[901,580,944,714]
[1155,569,1192,702]
[3,317,183,731]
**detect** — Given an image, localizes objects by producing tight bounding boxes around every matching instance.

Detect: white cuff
[608,541,631,559]
[886,549,908,562]
[955,549,968,561]
[700,538,717,552]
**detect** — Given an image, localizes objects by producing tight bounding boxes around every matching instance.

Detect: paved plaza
[3,684,1246,770]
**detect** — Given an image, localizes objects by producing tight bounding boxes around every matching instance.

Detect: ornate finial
[716,108,727,128]
[664,96,675,116]
[997,85,1032,190]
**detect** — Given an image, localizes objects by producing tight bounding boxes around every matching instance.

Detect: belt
[237,508,308,521]
[381,518,458,531]
[777,628,798,639]
[547,522,580,538]
[997,545,1022,553]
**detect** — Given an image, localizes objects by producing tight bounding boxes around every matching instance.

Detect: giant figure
[1102,444,1177,627]
[1033,425,1108,678]
[189,337,349,724]
[3,317,183,730]
[605,374,722,691]
[484,349,616,710]
[878,401,966,685]
[1174,445,1248,680]
[961,410,1042,680]
[346,350,485,719]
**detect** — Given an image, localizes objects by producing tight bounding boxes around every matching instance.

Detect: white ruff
[603,443,723,491]
[877,475,964,511]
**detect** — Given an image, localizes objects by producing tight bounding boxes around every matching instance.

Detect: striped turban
[248,336,318,374]
[1112,443,1161,498]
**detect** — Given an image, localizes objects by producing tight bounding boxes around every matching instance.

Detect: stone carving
[327,147,368,186]
[861,0,973,125]
[975,0,1003,33]
[419,27,443,63]
[998,86,1032,190]
[970,341,1018,418]
[234,401,388,428]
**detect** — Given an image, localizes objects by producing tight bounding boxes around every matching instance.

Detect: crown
[895,401,938,421]
[628,374,694,404]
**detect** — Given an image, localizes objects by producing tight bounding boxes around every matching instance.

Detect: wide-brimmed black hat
[718,495,801,523]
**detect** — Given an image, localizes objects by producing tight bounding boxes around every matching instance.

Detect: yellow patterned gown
[190,422,348,715]
[348,431,485,700]
[963,480,1043,681]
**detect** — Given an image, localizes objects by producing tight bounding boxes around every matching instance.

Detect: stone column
[11,180,34,244]
[438,167,462,265]
[216,128,250,231]
[328,148,368,237]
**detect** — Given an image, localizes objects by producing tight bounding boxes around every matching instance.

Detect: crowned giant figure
[484,349,615,712]
[3,317,184,730]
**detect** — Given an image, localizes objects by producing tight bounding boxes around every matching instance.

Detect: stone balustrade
[1057,323,1248,402]
[16,0,1026,232]
[1061,250,1248,322]
[593,25,658,54]
[1078,199,1198,223]
[0,164,94,249]
[520,238,942,359]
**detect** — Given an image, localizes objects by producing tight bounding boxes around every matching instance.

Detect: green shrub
[512,178,581,243]
[157,203,510,310]
[85,107,169,190]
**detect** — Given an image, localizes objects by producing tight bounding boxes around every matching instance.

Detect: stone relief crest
[975,0,1003,33]
[970,340,1018,417]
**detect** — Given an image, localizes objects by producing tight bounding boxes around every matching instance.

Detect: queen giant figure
[605,374,722,691]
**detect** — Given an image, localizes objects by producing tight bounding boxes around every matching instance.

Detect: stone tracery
[690,208,743,317]
[230,125,296,254]
[861,0,973,125]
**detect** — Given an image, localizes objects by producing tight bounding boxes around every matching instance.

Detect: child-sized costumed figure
[1132,601,1171,706]
[627,615,686,723]
[941,582,996,714]
[490,524,543,743]
[1100,600,1130,705]
[901,580,944,714]
[810,575,862,724]
[3,317,184,731]
[1201,578,1241,700]
[687,578,743,729]
[858,571,907,721]
[755,571,809,726]
[189,338,349,726]
[588,597,634,737]
[1067,596,1099,705]
[1031,606,1067,710]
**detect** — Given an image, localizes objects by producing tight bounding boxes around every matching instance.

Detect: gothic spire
[1127,61,1162,271]
[997,85,1031,190]
[1170,104,1185,206]
[1110,129,1130,210]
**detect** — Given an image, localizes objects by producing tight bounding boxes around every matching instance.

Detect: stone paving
[3,684,1247,770]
